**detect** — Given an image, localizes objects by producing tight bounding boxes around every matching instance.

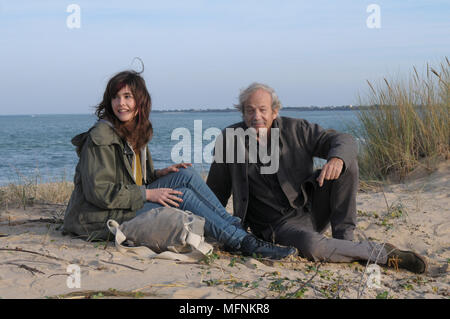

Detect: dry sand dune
[0,162,448,299]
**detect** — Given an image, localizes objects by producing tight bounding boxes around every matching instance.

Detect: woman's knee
[172,166,198,181]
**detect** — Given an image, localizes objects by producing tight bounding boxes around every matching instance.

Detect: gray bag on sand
[107,207,213,262]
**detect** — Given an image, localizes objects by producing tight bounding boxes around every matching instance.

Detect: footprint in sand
[433,222,450,240]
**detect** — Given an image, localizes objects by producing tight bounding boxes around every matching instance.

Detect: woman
[63,70,297,260]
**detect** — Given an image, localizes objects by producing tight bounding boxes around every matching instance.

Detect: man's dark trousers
[261,159,388,264]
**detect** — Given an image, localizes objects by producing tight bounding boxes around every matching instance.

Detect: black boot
[239,234,298,260]
[383,243,428,274]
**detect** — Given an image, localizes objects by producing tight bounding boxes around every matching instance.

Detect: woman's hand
[156,163,192,178]
[146,188,183,207]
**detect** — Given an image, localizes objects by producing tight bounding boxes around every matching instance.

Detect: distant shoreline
[0,105,361,117]
[152,105,359,113]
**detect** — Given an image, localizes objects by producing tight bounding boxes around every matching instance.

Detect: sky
[0,0,449,115]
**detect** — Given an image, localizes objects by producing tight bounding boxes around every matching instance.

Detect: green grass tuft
[351,57,449,182]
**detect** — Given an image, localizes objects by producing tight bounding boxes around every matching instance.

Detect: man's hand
[316,157,344,187]
[156,163,192,178]
[146,188,183,207]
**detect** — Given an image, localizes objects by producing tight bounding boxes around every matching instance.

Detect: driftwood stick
[1,262,45,275]
[99,259,146,272]
[0,247,68,263]
[0,218,64,226]
[50,289,159,299]
[47,273,70,279]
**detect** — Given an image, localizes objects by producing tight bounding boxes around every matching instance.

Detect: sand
[0,162,448,299]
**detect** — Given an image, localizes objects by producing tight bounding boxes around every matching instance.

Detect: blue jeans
[135,167,248,249]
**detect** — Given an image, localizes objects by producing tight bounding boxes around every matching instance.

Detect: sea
[0,110,360,186]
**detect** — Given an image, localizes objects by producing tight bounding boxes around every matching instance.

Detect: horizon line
[0,105,359,116]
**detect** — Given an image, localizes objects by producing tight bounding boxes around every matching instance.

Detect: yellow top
[133,152,143,186]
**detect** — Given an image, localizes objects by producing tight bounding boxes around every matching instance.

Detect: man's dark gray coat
[206,116,358,231]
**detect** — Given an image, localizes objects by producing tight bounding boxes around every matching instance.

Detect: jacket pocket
[78,202,110,225]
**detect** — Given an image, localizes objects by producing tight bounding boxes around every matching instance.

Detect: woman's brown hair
[95,70,153,151]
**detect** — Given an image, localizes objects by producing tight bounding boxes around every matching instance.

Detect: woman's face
[111,85,137,123]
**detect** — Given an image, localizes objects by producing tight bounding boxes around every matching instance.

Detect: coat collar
[96,119,148,184]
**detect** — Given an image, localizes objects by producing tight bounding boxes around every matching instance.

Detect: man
[206,82,427,274]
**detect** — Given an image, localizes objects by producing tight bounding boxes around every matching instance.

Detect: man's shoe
[383,243,428,274]
[240,235,298,260]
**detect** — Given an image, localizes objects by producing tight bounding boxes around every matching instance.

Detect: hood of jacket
[71,119,121,157]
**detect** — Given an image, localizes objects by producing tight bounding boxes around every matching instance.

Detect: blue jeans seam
[171,180,233,222]
[180,185,245,247]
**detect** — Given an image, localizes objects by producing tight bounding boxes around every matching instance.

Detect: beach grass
[353,57,449,182]
[0,172,73,208]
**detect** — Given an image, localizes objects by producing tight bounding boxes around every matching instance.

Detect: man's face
[243,89,278,135]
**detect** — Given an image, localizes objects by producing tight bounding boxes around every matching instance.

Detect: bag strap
[106,220,212,262]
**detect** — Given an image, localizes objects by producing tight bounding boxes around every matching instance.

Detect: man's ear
[273,108,279,119]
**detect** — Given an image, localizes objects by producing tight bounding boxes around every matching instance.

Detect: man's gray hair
[235,82,282,113]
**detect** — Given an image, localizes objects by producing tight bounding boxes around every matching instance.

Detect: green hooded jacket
[63,120,158,241]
